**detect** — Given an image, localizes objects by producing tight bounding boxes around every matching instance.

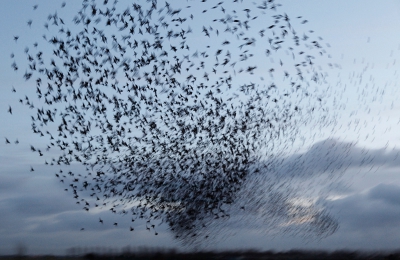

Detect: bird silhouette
[9,0,346,244]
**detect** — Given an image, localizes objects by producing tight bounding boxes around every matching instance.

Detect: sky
[1,0,400,255]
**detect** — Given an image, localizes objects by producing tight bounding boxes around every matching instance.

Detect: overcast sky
[1,0,400,255]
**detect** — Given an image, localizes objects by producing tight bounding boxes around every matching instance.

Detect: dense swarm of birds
[6,0,357,244]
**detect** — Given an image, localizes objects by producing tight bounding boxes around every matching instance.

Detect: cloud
[2,138,400,254]
[367,183,400,206]
[269,139,400,180]
[214,183,400,252]
[6,194,74,217]
[327,183,400,234]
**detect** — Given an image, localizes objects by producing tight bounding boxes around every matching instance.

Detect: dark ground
[3,250,400,260]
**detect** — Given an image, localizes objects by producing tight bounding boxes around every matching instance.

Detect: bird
[9,0,346,244]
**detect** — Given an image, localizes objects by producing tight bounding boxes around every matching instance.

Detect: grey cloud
[217,183,400,252]
[328,183,400,230]
[1,138,400,255]
[0,175,23,192]
[5,191,77,217]
[263,139,400,182]
[367,183,400,206]
[203,139,400,242]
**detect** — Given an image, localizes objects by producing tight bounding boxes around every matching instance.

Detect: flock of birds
[6,0,399,245]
